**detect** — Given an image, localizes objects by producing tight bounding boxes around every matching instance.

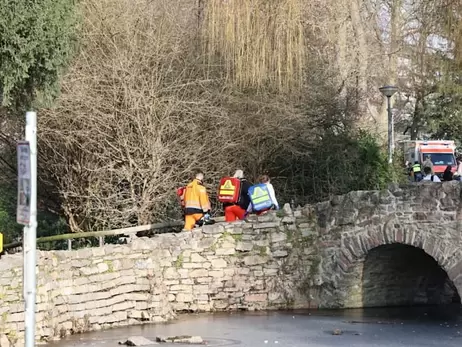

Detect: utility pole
[17,111,38,347]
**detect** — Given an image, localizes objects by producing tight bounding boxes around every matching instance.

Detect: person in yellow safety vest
[412,161,423,182]
[183,169,211,231]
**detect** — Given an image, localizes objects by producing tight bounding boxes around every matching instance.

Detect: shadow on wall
[361,244,461,308]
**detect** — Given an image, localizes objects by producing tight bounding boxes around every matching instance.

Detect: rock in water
[119,336,158,346]
[187,336,203,344]
[156,335,203,344]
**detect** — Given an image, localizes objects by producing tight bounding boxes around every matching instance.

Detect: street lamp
[379,85,399,164]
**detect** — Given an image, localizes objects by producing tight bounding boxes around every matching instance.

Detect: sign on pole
[19,111,37,347]
[17,141,32,225]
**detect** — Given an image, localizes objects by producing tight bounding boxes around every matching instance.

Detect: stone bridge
[0,182,461,345]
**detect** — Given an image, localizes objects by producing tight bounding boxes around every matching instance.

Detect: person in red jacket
[224,170,252,222]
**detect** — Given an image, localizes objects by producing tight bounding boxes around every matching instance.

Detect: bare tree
[38,0,333,231]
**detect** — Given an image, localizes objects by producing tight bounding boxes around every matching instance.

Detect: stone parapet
[0,211,319,345]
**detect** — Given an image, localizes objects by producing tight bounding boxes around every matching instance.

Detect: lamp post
[379,85,399,164]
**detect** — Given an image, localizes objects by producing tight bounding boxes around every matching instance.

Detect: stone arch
[360,244,460,307]
[318,217,462,308]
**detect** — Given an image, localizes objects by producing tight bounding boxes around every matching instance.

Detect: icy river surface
[49,306,462,347]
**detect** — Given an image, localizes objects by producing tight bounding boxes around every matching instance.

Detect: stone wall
[315,182,462,308]
[1,182,462,346]
[0,211,320,346]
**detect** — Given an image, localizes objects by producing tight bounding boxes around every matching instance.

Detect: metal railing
[3,220,183,253]
[2,216,226,253]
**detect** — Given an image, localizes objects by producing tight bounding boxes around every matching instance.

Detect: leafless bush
[36,0,307,231]
[37,0,360,232]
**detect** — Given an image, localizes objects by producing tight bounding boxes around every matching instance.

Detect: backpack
[176,186,186,208]
[248,183,273,212]
[217,177,241,203]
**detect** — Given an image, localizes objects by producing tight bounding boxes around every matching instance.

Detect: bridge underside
[337,244,460,308]
[362,244,460,307]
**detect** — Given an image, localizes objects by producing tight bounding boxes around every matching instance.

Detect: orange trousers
[184,213,203,231]
[225,205,246,222]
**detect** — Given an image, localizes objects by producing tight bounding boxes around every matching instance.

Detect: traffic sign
[17,141,31,225]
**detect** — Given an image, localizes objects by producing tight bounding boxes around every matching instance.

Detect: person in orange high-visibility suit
[183,169,211,231]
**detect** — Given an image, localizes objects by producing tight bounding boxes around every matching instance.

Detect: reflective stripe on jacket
[412,164,421,173]
[184,179,211,215]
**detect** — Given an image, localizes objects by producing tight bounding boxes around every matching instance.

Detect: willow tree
[201,0,305,94]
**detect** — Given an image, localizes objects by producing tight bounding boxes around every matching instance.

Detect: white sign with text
[17,141,31,225]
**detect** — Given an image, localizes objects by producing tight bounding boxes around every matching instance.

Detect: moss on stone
[220,231,231,239]
[231,233,242,241]
[302,235,316,245]
[8,329,17,344]
[258,246,267,256]
[305,212,318,229]
[175,254,184,269]
[310,256,321,276]
[285,297,295,308]
[104,260,114,272]
[276,210,285,218]
[231,251,244,258]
